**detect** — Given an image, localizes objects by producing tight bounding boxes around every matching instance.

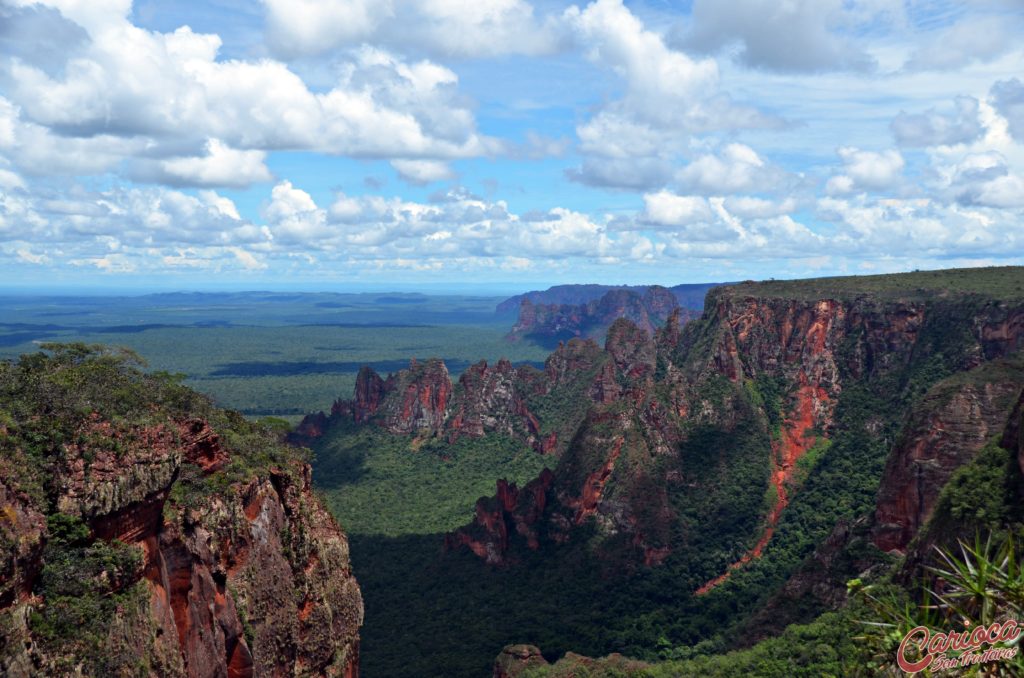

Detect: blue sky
[0,0,1023,292]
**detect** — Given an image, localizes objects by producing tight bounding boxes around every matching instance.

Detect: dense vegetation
[314,423,551,535]
[0,292,547,421]
[312,268,1024,676]
[4,270,1022,677]
[724,265,1024,301]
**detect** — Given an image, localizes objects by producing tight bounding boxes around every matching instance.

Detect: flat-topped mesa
[507,285,695,344]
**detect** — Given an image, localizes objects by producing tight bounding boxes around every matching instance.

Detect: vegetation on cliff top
[0,343,337,675]
[720,265,1024,301]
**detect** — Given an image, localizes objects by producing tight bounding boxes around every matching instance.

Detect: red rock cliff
[872,362,1024,553]
[0,353,362,678]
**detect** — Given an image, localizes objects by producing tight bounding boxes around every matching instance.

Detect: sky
[0,0,1023,292]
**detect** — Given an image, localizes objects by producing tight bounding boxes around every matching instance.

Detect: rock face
[1000,387,1024,476]
[507,286,696,345]
[296,337,617,456]
[495,282,721,314]
[872,362,1024,553]
[492,644,549,677]
[448,279,1024,578]
[0,348,362,677]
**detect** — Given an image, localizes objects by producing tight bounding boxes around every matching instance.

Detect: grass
[719,266,1024,301]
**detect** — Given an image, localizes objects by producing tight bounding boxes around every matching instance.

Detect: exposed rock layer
[0,359,362,678]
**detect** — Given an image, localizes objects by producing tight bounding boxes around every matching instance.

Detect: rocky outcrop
[492,645,648,677]
[0,482,45,612]
[493,644,549,677]
[373,358,452,435]
[872,362,1024,553]
[507,286,696,345]
[0,351,362,678]
[445,359,554,453]
[298,337,616,459]
[446,322,681,567]
[445,470,555,565]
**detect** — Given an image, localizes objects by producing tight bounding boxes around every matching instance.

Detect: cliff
[495,282,722,314]
[0,345,362,677]
[872,359,1024,553]
[506,286,696,346]
[295,336,614,456]
[448,269,1024,579]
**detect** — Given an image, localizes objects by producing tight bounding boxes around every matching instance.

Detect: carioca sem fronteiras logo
[897,619,1021,673]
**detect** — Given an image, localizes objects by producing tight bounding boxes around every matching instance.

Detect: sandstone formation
[507,285,696,344]
[0,348,362,677]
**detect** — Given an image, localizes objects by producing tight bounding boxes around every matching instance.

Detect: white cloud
[991,78,1024,142]
[263,0,562,59]
[904,15,1023,71]
[640,191,713,227]
[939,152,1024,208]
[891,97,983,147]
[7,0,131,34]
[262,180,328,244]
[0,167,25,190]
[198,190,242,220]
[16,248,49,265]
[391,159,455,185]
[563,0,778,190]
[827,147,904,194]
[722,195,797,219]
[0,10,498,186]
[229,247,267,270]
[819,195,1022,258]
[678,0,876,73]
[675,143,786,194]
[157,139,273,188]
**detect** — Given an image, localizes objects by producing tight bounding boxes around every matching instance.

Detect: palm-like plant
[850,533,1023,677]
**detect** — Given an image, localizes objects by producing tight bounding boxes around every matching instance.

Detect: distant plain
[0,291,551,421]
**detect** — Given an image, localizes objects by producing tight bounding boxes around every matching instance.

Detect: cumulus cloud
[640,191,713,228]
[0,2,89,74]
[563,0,779,190]
[991,78,1024,142]
[263,0,562,59]
[939,152,1024,209]
[391,159,455,185]
[677,0,876,72]
[904,15,1023,71]
[891,97,983,147]
[826,147,904,194]
[675,143,788,194]
[819,195,1023,258]
[151,139,274,188]
[0,4,498,187]
[722,195,797,219]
